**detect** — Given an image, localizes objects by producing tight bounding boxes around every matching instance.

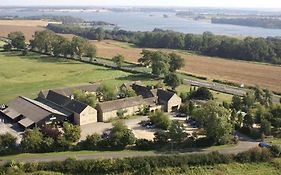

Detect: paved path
[0,132,258,164]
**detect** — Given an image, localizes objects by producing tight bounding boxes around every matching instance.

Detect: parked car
[176,113,187,118]
[258,142,271,148]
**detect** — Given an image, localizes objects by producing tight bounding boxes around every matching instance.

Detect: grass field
[0,52,157,104]
[93,40,281,92]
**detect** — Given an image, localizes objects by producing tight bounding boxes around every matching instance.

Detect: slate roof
[44,90,89,114]
[131,84,155,98]
[36,97,73,116]
[97,96,144,113]
[46,90,71,106]
[157,89,175,102]
[64,100,88,114]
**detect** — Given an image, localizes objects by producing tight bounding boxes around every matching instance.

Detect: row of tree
[47,24,281,64]
[30,30,96,59]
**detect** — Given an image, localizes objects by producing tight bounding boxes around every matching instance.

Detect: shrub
[270,144,281,157]
[235,147,272,163]
[149,111,171,130]
[135,139,155,150]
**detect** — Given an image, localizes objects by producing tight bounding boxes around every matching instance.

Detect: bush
[235,147,272,163]
[270,144,281,157]
[79,133,101,150]
[135,139,155,150]
[195,137,214,147]
[149,111,171,130]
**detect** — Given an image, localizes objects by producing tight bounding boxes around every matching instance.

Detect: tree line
[47,24,281,64]
[212,17,281,29]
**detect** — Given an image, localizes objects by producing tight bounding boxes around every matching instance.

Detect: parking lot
[80,114,199,141]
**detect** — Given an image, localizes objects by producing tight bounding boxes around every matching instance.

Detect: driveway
[125,116,155,140]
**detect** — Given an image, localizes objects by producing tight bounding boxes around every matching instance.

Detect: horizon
[1,0,281,9]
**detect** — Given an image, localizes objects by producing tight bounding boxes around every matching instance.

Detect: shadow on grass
[115,74,156,82]
[1,51,84,65]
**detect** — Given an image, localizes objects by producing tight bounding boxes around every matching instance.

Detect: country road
[0,133,259,164]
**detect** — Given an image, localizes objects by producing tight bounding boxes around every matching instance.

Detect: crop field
[0,25,44,40]
[0,52,156,104]
[93,40,281,92]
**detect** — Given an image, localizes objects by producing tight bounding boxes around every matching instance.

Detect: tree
[153,130,169,145]
[80,133,101,150]
[41,125,61,139]
[264,89,273,107]
[231,95,242,111]
[41,137,55,152]
[107,121,136,149]
[86,44,96,60]
[260,119,271,136]
[168,53,185,72]
[112,54,125,68]
[73,90,97,107]
[20,128,43,153]
[95,27,106,41]
[243,92,255,111]
[168,120,187,144]
[193,102,233,145]
[164,73,181,90]
[243,114,254,129]
[30,30,56,53]
[62,122,81,143]
[189,87,213,100]
[138,49,154,66]
[119,86,136,98]
[8,31,26,50]
[3,44,12,52]
[0,133,17,154]
[151,61,169,77]
[149,111,171,130]
[97,84,117,101]
[71,36,88,59]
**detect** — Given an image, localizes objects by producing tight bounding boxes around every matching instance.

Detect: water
[1,9,281,37]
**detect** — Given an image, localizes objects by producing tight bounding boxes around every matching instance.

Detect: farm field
[0,25,44,40]
[0,52,156,104]
[92,40,281,92]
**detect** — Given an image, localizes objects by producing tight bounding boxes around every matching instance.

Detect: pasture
[93,40,281,92]
[0,52,156,104]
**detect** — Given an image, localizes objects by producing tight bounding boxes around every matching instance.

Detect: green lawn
[0,52,154,103]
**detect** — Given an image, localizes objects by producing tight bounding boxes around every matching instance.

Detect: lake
[1,9,281,37]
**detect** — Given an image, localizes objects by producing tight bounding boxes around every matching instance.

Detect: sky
[1,0,281,9]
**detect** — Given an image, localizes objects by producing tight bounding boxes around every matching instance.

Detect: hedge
[1,148,274,175]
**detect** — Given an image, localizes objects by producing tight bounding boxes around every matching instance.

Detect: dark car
[258,142,271,148]
[176,113,187,118]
